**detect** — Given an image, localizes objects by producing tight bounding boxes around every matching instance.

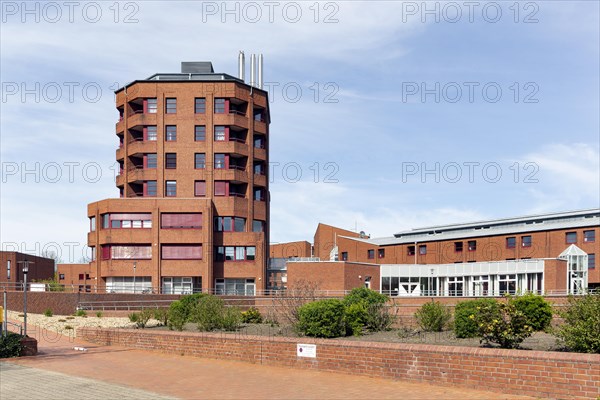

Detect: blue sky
[1,1,598,262]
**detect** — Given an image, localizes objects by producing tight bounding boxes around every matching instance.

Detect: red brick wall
[269,241,312,258]
[79,327,600,399]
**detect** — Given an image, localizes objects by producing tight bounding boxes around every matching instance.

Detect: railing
[229,137,246,143]
[229,165,246,171]
[229,109,246,116]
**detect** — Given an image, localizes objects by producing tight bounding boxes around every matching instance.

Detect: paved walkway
[1,323,536,400]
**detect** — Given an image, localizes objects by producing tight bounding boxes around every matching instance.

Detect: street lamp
[133,261,137,294]
[17,260,33,337]
[430,268,435,297]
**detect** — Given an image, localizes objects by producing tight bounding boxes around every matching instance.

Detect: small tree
[473,298,533,349]
[555,294,600,353]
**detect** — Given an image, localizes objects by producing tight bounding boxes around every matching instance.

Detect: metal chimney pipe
[238,51,245,82]
[250,54,256,87]
[258,54,263,89]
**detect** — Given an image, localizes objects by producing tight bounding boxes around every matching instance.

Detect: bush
[74,310,87,317]
[43,309,53,317]
[0,332,24,358]
[343,288,393,334]
[241,307,263,324]
[193,295,241,331]
[555,294,600,353]
[137,309,154,328]
[415,301,451,332]
[221,307,242,331]
[167,301,187,331]
[454,298,499,338]
[64,325,74,330]
[153,308,169,326]
[473,298,533,349]
[128,312,139,323]
[512,293,553,331]
[298,299,346,338]
[96,311,103,318]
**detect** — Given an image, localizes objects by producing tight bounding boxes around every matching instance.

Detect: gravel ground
[6,310,159,337]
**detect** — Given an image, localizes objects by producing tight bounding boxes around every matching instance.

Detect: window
[566,232,577,244]
[6,260,10,280]
[165,153,177,169]
[106,213,152,229]
[468,240,476,251]
[448,276,463,296]
[146,126,157,141]
[215,154,226,169]
[214,217,245,232]
[194,153,206,169]
[165,98,176,114]
[499,274,517,295]
[195,98,206,114]
[378,248,385,259]
[101,214,109,229]
[584,230,596,242]
[589,253,596,269]
[419,245,427,255]
[146,180,157,197]
[522,235,532,247]
[254,188,265,201]
[254,136,265,149]
[254,162,264,175]
[59,273,65,280]
[214,98,226,113]
[79,274,85,280]
[407,246,415,256]
[105,245,152,260]
[146,98,157,113]
[165,181,177,197]
[194,180,206,197]
[214,181,228,196]
[454,242,463,252]
[214,246,255,261]
[341,252,348,261]
[367,249,375,259]
[161,213,202,229]
[252,220,264,232]
[146,153,157,169]
[195,126,206,141]
[90,216,96,232]
[162,245,202,260]
[506,237,516,249]
[214,126,226,141]
[165,125,177,141]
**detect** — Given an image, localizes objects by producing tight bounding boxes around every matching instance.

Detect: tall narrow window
[146,180,157,197]
[165,181,177,197]
[214,154,226,169]
[589,253,596,269]
[252,220,264,232]
[254,188,265,201]
[419,245,427,255]
[146,98,157,113]
[146,126,157,141]
[214,126,226,141]
[341,252,348,261]
[194,180,206,197]
[166,98,177,114]
[367,249,375,259]
[146,153,157,169]
[165,125,177,141]
[195,153,206,169]
[6,260,11,280]
[468,240,477,251]
[165,153,177,169]
[195,98,206,114]
[378,248,385,259]
[407,246,415,256]
[195,126,206,141]
[90,216,96,232]
[214,98,226,113]
[214,181,227,196]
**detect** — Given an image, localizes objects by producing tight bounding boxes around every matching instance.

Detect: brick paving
[2,323,536,400]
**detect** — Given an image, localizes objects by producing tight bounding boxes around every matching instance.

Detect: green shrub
[64,325,74,330]
[43,309,53,317]
[74,310,87,317]
[241,307,263,324]
[96,311,103,318]
[65,316,75,320]
[473,298,533,349]
[298,299,346,338]
[153,308,169,326]
[454,298,499,338]
[555,294,600,353]
[128,312,139,323]
[180,293,207,317]
[343,287,393,334]
[415,301,451,332]
[221,307,242,331]
[512,293,553,331]
[0,332,24,358]
[194,295,224,331]
[136,309,154,328]
[167,301,187,331]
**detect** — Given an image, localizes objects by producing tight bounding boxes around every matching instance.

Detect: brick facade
[0,252,55,284]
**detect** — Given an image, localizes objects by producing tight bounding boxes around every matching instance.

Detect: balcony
[127,167,157,183]
[253,147,267,160]
[128,139,157,156]
[213,169,248,184]
[116,147,125,161]
[126,111,156,128]
[213,196,249,215]
[253,173,267,187]
[253,200,267,220]
[213,141,249,157]
[213,113,249,130]
[115,118,124,133]
[254,120,267,134]
[116,173,125,187]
